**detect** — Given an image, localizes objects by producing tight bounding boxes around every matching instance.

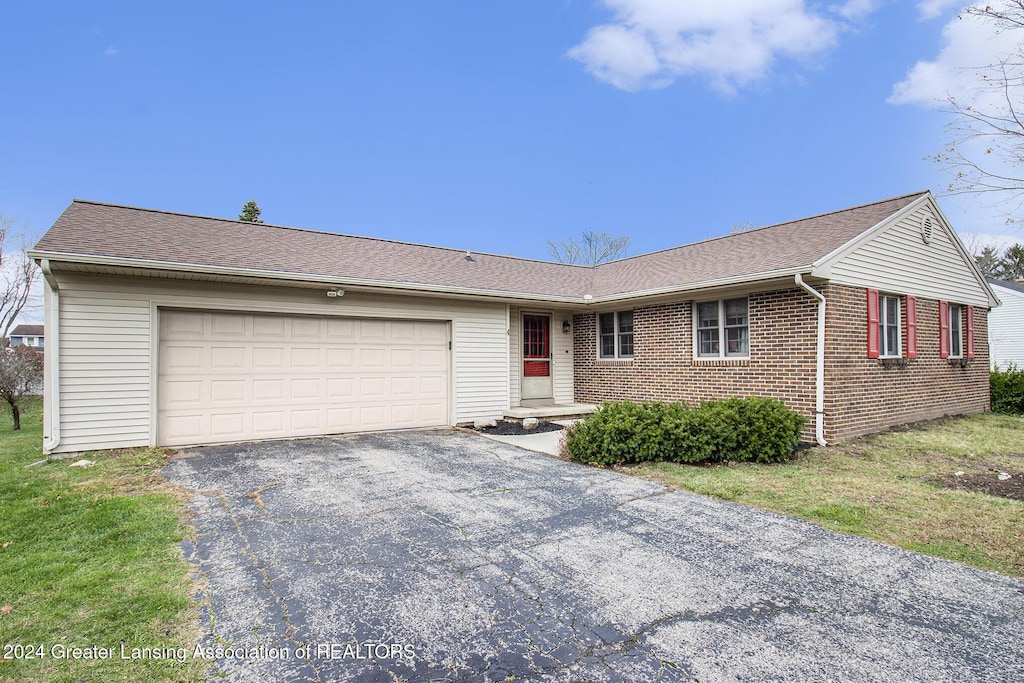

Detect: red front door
[522,315,551,375]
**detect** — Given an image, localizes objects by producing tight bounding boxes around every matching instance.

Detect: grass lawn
[632,413,1024,578]
[0,397,202,683]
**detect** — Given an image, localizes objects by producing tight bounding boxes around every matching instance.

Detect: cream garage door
[158,310,449,446]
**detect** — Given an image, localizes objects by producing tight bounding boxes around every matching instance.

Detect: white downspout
[40,259,60,454]
[795,274,827,447]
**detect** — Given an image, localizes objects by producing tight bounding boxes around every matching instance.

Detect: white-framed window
[948,304,963,358]
[695,298,749,358]
[598,311,634,359]
[879,294,901,358]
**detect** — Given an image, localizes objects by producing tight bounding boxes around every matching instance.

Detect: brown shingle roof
[32,192,929,301]
[592,192,926,297]
[10,324,44,336]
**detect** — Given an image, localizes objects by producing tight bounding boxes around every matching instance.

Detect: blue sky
[2,0,1020,307]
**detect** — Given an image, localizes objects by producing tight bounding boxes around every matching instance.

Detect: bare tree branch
[546,230,631,265]
[935,4,1024,221]
[0,214,41,344]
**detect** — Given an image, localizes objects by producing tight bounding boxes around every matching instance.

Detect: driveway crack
[210,490,324,682]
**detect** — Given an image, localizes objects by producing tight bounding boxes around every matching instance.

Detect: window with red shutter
[966,305,975,358]
[864,288,880,360]
[905,296,917,359]
[938,301,950,358]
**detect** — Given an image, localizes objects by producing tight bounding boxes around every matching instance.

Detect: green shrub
[563,401,686,466]
[991,364,1024,415]
[564,397,806,466]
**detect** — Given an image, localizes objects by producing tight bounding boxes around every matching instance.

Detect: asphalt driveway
[163,431,1024,682]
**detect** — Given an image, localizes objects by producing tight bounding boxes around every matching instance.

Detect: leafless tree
[0,345,43,430]
[934,3,1024,219]
[546,230,631,265]
[0,214,40,344]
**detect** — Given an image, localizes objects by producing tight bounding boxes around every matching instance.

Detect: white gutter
[795,274,827,447]
[40,259,60,453]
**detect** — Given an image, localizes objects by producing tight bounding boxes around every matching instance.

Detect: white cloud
[837,0,880,21]
[103,45,117,57]
[888,6,1022,106]
[917,0,962,21]
[568,0,871,93]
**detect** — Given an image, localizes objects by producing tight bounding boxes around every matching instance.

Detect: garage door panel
[327,407,355,429]
[162,345,203,371]
[359,320,387,340]
[253,411,285,433]
[359,348,386,367]
[290,409,320,430]
[253,347,285,367]
[327,319,356,338]
[418,323,448,343]
[211,379,244,402]
[290,378,321,400]
[254,316,286,336]
[420,348,446,369]
[211,346,245,368]
[253,378,286,401]
[327,377,354,398]
[159,310,449,446]
[211,313,246,336]
[327,348,354,368]
[211,413,245,438]
[163,379,202,404]
[291,318,321,337]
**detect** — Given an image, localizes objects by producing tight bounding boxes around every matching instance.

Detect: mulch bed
[475,421,565,436]
[934,469,1024,501]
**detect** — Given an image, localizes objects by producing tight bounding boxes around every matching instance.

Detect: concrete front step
[504,403,597,421]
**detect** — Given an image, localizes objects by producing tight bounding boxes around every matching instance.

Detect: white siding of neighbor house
[826,203,992,308]
[48,272,509,453]
[508,306,575,406]
[989,282,1024,369]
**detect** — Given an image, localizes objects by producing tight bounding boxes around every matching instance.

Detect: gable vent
[921,216,934,244]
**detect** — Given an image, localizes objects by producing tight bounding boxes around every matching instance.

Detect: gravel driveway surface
[163,430,1024,682]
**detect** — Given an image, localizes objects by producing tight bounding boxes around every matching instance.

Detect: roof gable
[818,195,997,308]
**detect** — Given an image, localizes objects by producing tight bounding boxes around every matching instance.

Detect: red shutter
[866,289,880,359]
[905,296,917,359]
[939,300,949,359]
[966,305,975,358]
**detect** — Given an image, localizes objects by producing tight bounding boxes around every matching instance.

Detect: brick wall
[822,283,989,440]
[573,288,820,441]
[572,284,991,443]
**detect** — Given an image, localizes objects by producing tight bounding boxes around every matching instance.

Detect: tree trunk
[11,404,20,431]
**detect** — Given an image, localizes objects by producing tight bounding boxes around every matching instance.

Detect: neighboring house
[29,191,997,455]
[987,278,1024,369]
[9,324,44,351]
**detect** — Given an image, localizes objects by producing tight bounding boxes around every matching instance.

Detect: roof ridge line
[69,199,594,270]
[593,190,931,268]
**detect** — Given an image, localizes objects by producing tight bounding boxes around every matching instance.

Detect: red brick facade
[821,283,989,440]
[573,284,990,443]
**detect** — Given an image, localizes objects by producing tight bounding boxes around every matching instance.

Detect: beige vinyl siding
[827,204,991,307]
[989,283,1024,369]
[48,273,509,453]
[509,309,521,406]
[550,311,575,404]
[59,294,151,450]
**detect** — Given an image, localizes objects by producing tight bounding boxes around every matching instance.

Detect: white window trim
[879,294,902,359]
[948,304,964,359]
[693,298,750,360]
[597,310,634,360]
